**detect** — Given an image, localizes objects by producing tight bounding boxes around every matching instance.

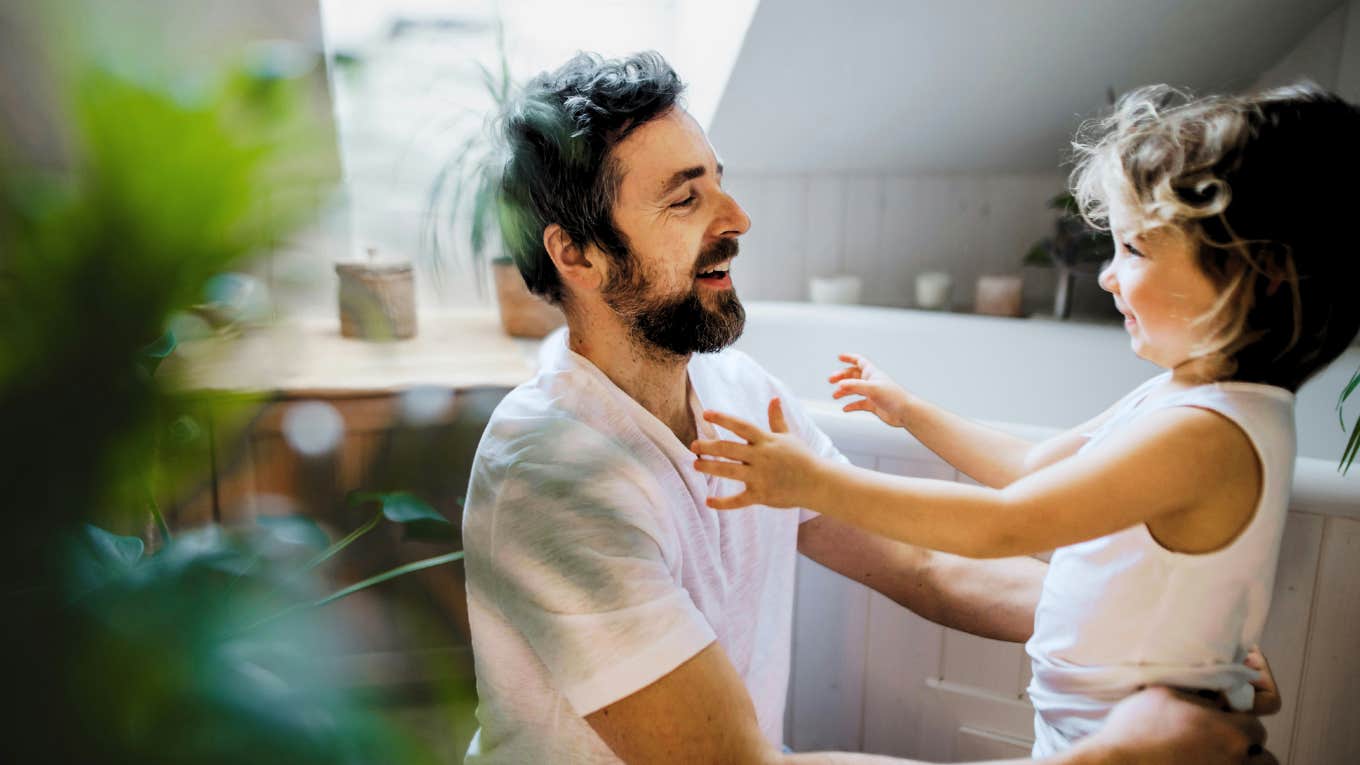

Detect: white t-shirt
[462,332,837,763]
[1025,373,1296,755]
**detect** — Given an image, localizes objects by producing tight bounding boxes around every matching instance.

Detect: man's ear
[543,223,605,293]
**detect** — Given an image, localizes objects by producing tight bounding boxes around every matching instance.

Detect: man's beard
[600,238,746,357]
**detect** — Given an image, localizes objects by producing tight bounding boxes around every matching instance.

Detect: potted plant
[424,29,563,339]
[1024,192,1114,319]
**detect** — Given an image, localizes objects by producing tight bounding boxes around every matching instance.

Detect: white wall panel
[1290,516,1360,765]
[724,171,1063,312]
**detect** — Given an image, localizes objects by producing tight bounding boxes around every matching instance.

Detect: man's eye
[672,195,697,209]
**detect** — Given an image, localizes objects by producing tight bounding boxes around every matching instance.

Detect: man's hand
[1069,687,1275,765]
[692,398,827,510]
[829,353,915,429]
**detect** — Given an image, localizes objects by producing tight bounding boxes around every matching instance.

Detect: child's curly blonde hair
[1070,83,1360,390]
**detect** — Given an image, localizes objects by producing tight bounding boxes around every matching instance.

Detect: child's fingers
[702,410,765,442]
[768,398,789,434]
[1244,646,1281,715]
[707,491,756,511]
[842,400,874,414]
[827,368,859,383]
[693,458,747,481]
[833,380,875,399]
[690,438,749,462]
[837,353,864,365]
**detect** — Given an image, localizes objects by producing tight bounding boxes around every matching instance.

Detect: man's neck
[566,315,697,446]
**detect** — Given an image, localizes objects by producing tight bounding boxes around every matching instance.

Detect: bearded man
[460,51,1275,765]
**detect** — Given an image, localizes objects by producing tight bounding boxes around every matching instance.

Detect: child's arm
[831,354,1128,487]
[692,398,1255,559]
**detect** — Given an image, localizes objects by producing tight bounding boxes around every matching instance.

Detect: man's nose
[717,190,751,237]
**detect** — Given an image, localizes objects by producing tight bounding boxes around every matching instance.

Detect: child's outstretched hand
[829,353,912,429]
[691,398,822,510]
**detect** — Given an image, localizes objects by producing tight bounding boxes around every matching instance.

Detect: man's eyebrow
[658,166,706,197]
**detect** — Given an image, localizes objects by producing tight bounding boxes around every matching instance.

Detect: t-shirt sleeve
[464,419,716,716]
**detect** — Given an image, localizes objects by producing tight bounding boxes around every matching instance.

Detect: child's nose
[1097,258,1117,294]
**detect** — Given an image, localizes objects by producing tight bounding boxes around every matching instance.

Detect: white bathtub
[735,301,1360,462]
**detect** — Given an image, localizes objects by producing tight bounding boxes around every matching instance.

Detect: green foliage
[1024,192,1114,271]
[1340,366,1360,474]
[423,22,516,295]
[0,45,458,765]
[0,62,321,561]
[55,523,428,765]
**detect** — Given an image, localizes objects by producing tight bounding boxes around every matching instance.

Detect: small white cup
[915,271,952,310]
[809,274,863,305]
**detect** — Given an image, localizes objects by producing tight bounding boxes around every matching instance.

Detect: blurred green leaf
[346,491,386,507]
[347,490,449,526]
[377,491,448,525]
[313,551,465,609]
[81,523,146,568]
[139,329,178,375]
[257,515,330,550]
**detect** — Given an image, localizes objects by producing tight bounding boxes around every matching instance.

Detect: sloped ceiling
[710,0,1343,173]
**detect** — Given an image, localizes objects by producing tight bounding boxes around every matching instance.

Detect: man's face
[596,108,751,356]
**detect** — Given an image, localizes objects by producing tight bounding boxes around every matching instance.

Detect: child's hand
[691,398,823,510]
[829,353,913,429]
[1244,646,1281,715]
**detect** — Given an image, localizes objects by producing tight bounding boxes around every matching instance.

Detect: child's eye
[672,195,697,209]
[1122,241,1145,257]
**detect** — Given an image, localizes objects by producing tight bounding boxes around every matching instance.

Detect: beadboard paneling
[727,171,1065,312]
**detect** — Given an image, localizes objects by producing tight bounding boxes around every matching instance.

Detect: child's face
[1098,201,1221,371]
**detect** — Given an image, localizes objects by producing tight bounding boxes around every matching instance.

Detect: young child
[690,84,1360,754]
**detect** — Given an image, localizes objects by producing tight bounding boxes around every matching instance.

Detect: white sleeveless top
[1025,372,1296,756]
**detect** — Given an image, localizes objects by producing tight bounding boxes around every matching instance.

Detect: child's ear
[543,223,605,293]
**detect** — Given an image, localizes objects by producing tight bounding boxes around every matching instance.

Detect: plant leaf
[379,492,449,525]
[302,511,380,570]
[138,329,178,375]
[346,491,387,507]
[1339,415,1360,475]
[81,524,146,569]
[1337,365,1360,429]
[257,514,329,549]
[312,551,464,608]
[476,62,500,102]
[1024,240,1054,267]
[469,167,497,260]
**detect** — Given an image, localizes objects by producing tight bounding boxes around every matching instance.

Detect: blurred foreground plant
[0,32,456,765]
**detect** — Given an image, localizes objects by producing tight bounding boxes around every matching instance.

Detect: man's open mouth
[696,259,732,285]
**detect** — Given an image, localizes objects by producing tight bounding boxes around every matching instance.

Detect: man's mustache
[693,238,739,275]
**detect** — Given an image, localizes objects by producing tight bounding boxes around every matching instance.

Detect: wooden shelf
[164,308,538,397]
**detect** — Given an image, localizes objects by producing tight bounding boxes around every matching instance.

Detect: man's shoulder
[484,379,627,460]
[475,369,659,486]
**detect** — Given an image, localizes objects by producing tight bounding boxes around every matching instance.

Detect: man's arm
[585,641,1270,764]
[798,514,1043,642]
[586,642,905,764]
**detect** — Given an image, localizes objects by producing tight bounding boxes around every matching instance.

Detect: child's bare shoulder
[1116,404,1259,482]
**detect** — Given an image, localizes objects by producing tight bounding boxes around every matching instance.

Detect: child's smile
[1099,203,1221,375]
